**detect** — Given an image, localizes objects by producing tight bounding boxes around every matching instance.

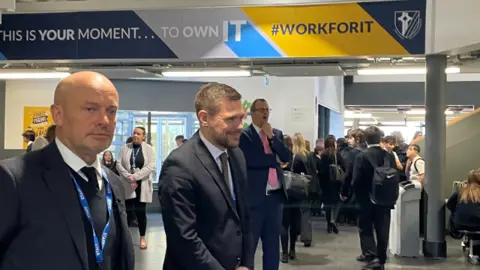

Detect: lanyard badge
[70,169,113,264]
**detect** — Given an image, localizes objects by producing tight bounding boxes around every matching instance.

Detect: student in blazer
[117,127,157,250]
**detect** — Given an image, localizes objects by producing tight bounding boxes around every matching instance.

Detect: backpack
[413,158,424,174]
[367,151,400,207]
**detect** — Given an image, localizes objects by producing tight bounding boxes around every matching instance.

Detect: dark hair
[22,130,35,142]
[250,98,268,113]
[383,135,396,145]
[322,135,337,157]
[102,151,114,163]
[194,83,242,115]
[410,144,421,153]
[126,137,133,144]
[283,135,293,151]
[45,124,56,143]
[175,135,185,141]
[364,126,384,145]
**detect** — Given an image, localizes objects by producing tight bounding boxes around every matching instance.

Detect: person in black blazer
[0,71,134,270]
[318,135,346,234]
[159,83,254,270]
[351,126,395,270]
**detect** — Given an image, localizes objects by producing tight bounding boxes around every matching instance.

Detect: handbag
[284,155,311,200]
[329,153,344,183]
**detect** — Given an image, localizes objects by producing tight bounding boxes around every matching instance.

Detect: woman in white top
[117,127,157,249]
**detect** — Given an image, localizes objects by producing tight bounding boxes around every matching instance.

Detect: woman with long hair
[280,133,312,263]
[117,127,157,249]
[318,135,346,234]
[447,169,480,255]
[102,150,119,175]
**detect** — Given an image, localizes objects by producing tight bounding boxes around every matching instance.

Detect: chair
[458,230,480,265]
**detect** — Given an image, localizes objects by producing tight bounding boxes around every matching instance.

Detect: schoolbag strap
[365,151,379,169]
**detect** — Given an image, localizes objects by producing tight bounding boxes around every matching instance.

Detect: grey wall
[113,79,204,112]
[345,81,480,106]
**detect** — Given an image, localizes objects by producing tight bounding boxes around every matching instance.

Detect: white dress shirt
[56,138,104,190]
[199,131,235,201]
[252,124,281,191]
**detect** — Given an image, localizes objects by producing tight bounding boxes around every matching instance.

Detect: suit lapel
[249,124,263,150]
[40,142,88,270]
[228,149,246,221]
[192,133,240,221]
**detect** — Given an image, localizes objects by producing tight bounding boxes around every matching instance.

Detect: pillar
[422,54,447,258]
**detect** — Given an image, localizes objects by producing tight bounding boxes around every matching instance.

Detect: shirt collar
[367,144,381,148]
[55,138,102,177]
[199,131,227,160]
[252,123,262,134]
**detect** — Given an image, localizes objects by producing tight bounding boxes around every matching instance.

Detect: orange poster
[23,107,54,149]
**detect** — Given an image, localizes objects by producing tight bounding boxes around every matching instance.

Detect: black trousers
[281,202,301,253]
[126,180,147,236]
[358,203,391,264]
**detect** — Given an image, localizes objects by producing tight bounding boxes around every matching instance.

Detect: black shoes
[281,253,289,263]
[303,241,312,247]
[362,259,384,270]
[281,249,297,264]
[356,254,375,262]
[327,222,339,234]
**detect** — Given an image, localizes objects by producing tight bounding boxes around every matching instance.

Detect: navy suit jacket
[239,124,291,207]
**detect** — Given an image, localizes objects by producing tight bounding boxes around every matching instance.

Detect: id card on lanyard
[69,169,113,264]
[131,147,140,174]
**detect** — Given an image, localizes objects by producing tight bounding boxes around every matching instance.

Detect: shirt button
[236,229,241,236]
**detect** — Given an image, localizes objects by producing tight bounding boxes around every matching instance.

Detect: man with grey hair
[159,83,254,270]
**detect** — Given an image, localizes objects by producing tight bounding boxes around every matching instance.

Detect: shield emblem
[394,10,422,40]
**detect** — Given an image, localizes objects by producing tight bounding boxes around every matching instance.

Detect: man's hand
[236,267,250,270]
[261,123,274,139]
[128,175,135,182]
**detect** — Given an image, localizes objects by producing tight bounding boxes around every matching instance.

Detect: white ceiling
[344,106,474,127]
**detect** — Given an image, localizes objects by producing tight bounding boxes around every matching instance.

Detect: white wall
[214,76,318,142]
[430,0,480,54]
[4,79,59,149]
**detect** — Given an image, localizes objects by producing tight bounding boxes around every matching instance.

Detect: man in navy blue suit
[239,98,290,270]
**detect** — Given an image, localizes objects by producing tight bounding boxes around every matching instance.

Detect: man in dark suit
[351,126,396,270]
[0,71,134,270]
[239,99,290,270]
[159,83,254,270]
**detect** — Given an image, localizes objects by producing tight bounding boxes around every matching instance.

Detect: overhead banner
[0,0,425,60]
[23,107,53,149]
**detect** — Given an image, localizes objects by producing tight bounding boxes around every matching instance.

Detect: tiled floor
[132,214,477,270]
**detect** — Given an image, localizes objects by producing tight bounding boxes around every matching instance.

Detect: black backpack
[367,152,400,207]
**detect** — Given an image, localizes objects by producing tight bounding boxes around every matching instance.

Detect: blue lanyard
[70,169,113,264]
[131,147,140,169]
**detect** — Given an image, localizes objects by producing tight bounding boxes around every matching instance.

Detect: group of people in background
[21,122,158,251]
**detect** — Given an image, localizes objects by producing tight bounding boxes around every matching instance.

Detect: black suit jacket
[0,142,134,270]
[158,132,254,270]
[351,146,397,205]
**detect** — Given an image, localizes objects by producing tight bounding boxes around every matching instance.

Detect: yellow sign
[23,107,54,149]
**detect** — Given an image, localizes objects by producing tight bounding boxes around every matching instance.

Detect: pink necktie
[260,131,278,186]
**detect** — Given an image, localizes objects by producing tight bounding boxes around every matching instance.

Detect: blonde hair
[305,140,311,152]
[292,133,309,158]
[459,169,480,204]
